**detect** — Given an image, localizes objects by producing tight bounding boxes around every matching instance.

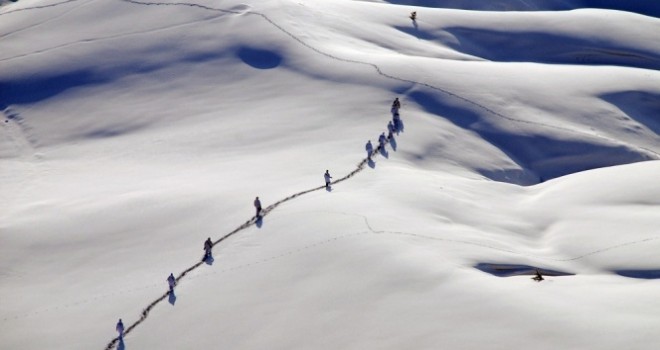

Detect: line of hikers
[114,97,405,340]
[366,97,403,161]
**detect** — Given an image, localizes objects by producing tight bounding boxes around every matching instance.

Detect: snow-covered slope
[1,0,659,349]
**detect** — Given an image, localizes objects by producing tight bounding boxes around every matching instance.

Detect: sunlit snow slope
[1,0,659,349]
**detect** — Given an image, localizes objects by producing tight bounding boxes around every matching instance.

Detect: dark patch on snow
[237,47,282,69]
[615,270,660,280]
[82,124,145,140]
[0,70,108,107]
[475,263,574,277]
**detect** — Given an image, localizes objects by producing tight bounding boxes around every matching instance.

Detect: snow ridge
[121,0,660,160]
[2,0,656,161]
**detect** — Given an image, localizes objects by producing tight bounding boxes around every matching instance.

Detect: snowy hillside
[1,0,659,349]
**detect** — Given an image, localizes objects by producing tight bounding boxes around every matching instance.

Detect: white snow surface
[1,0,660,349]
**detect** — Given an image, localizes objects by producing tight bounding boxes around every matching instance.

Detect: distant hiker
[391,97,401,113]
[324,170,332,188]
[532,269,544,282]
[116,319,124,338]
[254,196,262,217]
[387,121,395,137]
[378,132,387,147]
[393,113,402,133]
[167,273,176,292]
[204,237,213,259]
[409,11,417,21]
[366,140,374,157]
[392,97,401,110]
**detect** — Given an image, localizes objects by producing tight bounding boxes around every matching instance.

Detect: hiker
[324,170,332,188]
[254,196,262,216]
[167,273,176,292]
[393,112,401,131]
[378,132,387,147]
[116,319,124,338]
[409,11,417,21]
[391,97,401,113]
[387,121,395,138]
[365,140,373,158]
[204,237,213,259]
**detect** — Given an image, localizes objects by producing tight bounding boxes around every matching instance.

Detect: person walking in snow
[204,237,213,260]
[378,132,387,148]
[387,121,395,138]
[365,140,373,158]
[391,97,401,113]
[324,170,332,188]
[254,196,262,217]
[116,319,124,338]
[393,112,401,132]
[167,273,176,292]
[409,11,417,21]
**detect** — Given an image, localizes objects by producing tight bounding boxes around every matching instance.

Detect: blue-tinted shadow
[168,290,177,305]
[615,270,660,280]
[237,47,283,69]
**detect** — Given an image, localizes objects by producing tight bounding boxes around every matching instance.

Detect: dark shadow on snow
[379,146,389,158]
[600,91,660,136]
[236,47,283,69]
[475,263,574,277]
[389,136,397,151]
[168,291,177,305]
[615,269,660,279]
[408,90,653,185]
[204,255,214,266]
[0,70,108,108]
[256,215,263,228]
[440,27,660,70]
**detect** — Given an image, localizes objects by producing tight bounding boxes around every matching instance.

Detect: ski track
[1,107,43,222]
[0,0,99,40]
[0,1,657,348]
[0,0,81,16]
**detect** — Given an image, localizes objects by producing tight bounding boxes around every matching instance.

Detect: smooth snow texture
[1,0,659,349]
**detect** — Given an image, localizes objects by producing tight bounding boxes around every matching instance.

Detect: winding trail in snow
[103,129,392,349]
